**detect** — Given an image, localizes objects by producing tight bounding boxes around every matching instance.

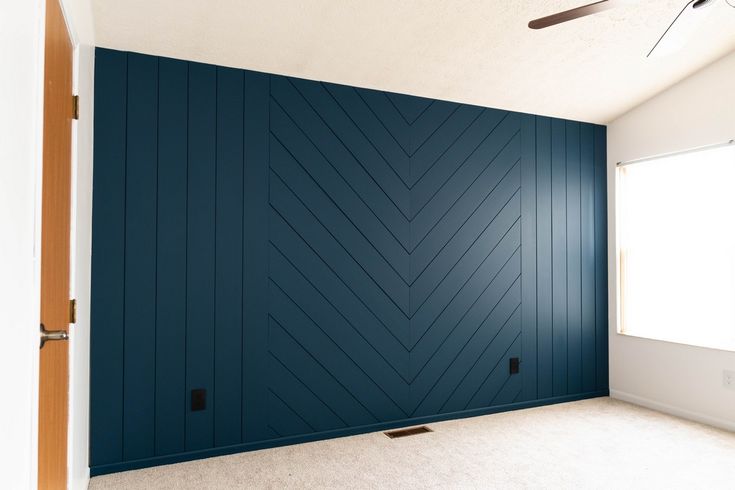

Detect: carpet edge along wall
[90,48,608,475]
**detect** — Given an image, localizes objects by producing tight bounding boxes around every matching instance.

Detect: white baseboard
[70,468,90,490]
[610,389,735,433]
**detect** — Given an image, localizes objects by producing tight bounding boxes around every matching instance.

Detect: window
[617,142,735,351]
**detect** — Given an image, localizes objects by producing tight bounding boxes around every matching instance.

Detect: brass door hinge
[72,95,80,120]
[69,298,77,324]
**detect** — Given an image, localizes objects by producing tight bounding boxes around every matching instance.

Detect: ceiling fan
[528,0,723,57]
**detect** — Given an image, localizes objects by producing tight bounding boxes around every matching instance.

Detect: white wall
[68,44,95,490]
[60,0,95,46]
[0,1,46,488]
[61,1,95,489]
[607,50,735,431]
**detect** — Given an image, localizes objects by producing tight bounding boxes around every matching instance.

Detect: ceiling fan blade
[528,0,614,29]
[647,0,715,58]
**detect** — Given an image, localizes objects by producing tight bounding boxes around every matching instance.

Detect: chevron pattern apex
[269,76,522,422]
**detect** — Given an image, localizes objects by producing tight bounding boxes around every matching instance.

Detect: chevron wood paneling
[90,49,608,474]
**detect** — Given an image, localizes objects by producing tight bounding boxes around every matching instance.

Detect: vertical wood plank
[214,67,245,447]
[122,53,158,460]
[594,125,609,391]
[186,62,217,451]
[535,116,553,399]
[90,48,127,466]
[565,121,582,394]
[580,124,597,392]
[550,118,567,396]
[155,57,188,456]
[520,114,537,402]
[242,71,271,442]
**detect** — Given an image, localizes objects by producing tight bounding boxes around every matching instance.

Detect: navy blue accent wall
[91,48,608,474]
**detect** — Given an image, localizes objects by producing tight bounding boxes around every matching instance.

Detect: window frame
[615,139,735,353]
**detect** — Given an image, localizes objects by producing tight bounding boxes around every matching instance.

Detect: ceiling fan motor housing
[692,0,716,8]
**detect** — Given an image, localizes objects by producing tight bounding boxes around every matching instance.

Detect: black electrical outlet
[509,357,520,375]
[191,388,206,411]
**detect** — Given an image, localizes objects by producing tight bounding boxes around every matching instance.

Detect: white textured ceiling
[92,0,735,123]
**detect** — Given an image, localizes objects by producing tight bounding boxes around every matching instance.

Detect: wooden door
[38,0,74,487]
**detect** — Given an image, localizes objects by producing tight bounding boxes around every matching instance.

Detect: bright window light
[617,143,735,351]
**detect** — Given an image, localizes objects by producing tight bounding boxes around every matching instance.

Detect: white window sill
[616,331,735,354]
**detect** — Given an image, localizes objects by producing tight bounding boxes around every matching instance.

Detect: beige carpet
[89,397,735,489]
